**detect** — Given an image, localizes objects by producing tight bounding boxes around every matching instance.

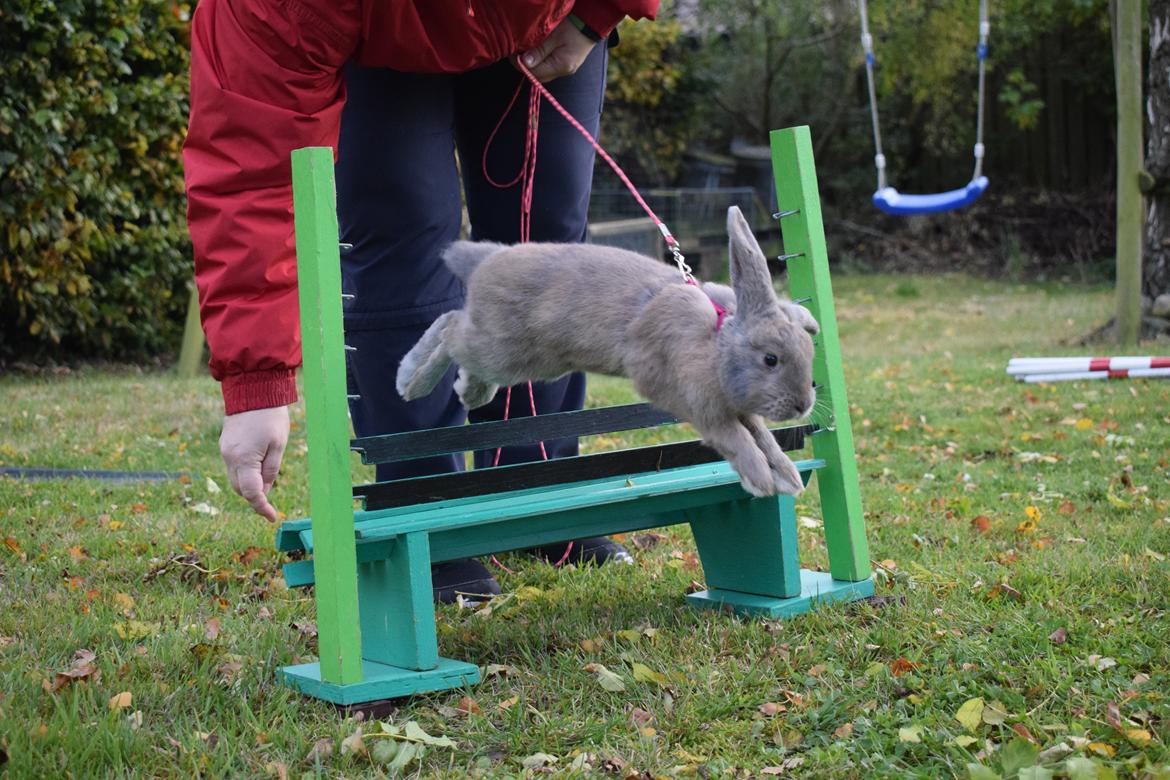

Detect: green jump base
[280,657,480,705]
[686,570,874,618]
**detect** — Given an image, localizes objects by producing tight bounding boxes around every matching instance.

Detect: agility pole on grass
[1007,356,1170,383]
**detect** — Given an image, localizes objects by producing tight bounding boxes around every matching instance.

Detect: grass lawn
[1,273,1167,779]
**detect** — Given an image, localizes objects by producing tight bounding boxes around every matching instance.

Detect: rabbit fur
[396,206,819,497]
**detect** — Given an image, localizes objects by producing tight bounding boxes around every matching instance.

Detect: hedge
[0,1,192,362]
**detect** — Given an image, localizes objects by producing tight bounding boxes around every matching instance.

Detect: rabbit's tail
[397,311,458,401]
[442,241,503,282]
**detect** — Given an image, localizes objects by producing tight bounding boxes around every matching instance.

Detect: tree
[1143,0,1170,337]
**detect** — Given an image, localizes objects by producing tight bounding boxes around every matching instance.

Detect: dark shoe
[526,536,634,566]
[431,558,501,605]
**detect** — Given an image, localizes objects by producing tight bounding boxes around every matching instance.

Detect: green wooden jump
[277,126,873,706]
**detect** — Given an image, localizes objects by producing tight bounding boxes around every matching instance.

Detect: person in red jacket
[183,0,658,601]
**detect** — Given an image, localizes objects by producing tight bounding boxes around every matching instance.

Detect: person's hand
[219,406,289,521]
[518,17,598,83]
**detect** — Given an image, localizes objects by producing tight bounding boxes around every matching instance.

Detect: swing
[859,0,991,216]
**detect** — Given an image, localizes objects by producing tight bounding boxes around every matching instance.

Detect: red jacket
[184,0,657,415]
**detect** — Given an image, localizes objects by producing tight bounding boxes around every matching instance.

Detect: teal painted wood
[770,127,871,583]
[687,496,802,599]
[280,657,480,705]
[353,459,825,542]
[291,147,363,685]
[686,570,875,618]
[357,532,439,671]
[273,455,824,554]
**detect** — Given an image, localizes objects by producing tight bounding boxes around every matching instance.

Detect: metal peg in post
[773,209,800,219]
[339,242,354,253]
[776,252,805,263]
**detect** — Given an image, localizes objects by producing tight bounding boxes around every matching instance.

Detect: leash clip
[658,223,694,283]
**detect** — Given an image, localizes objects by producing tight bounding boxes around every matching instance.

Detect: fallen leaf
[114,621,159,641]
[950,735,978,747]
[341,727,366,756]
[629,662,670,688]
[4,537,26,561]
[1048,627,1067,644]
[1087,741,1116,757]
[190,502,219,516]
[1124,729,1152,746]
[305,737,333,762]
[954,697,985,731]
[584,663,626,692]
[759,702,785,717]
[206,478,221,494]
[890,658,921,676]
[833,722,854,739]
[630,708,654,727]
[108,691,132,710]
[981,700,1008,725]
[203,618,221,641]
[521,752,558,769]
[1105,700,1123,731]
[1087,655,1117,671]
[1058,500,1075,514]
[970,515,991,533]
[1010,723,1036,742]
[47,648,99,693]
[497,695,519,711]
[898,724,924,743]
[483,663,514,678]
[456,696,480,715]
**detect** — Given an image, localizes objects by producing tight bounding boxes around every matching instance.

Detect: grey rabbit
[396,206,819,497]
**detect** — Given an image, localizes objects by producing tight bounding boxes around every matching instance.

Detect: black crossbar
[351,403,681,465]
[353,425,812,510]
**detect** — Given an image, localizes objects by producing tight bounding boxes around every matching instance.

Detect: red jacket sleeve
[183,0,358,414]
[571,0,659,39]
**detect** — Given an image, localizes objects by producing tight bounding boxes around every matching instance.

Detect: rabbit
[396,206,820,497]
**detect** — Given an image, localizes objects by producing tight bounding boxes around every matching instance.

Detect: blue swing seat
[872,176,989,216]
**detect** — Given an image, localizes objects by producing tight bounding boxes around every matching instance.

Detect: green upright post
[771,127,871,582]
[291,147,363,686]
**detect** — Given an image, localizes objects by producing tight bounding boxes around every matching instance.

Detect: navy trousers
[336,47,607,481]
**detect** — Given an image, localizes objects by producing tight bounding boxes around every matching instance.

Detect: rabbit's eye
[763,353,779,367]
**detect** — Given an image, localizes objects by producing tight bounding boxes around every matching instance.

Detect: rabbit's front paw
[770,453,805,496]
[735,459,779,497]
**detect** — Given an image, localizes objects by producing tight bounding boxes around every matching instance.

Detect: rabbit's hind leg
[397,311,458,401]
[740,415,805,496]
[454,368,499,410]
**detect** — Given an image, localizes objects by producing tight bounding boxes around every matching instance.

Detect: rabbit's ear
[727,206,775,320]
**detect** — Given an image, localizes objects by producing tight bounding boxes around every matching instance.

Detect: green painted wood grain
[292,147,363,685]
[770,127,871,582]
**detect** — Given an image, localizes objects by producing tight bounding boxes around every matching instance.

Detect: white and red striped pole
[1007,356,1170,382]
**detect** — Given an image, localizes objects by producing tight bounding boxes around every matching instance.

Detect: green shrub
[0,0,192,362]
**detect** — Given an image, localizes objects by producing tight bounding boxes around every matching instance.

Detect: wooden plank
[282,459,829,586]
[351,402,679,465]
[354,426,811,510]
[357,532,438,671]
[352,458,826,542]
[292,146,363,686]
[771,127,871,583]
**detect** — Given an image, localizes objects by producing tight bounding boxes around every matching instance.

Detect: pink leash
[479,61,727,570]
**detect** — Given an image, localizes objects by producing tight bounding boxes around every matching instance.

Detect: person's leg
[453,46,630,565]
[336,62,499,600]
